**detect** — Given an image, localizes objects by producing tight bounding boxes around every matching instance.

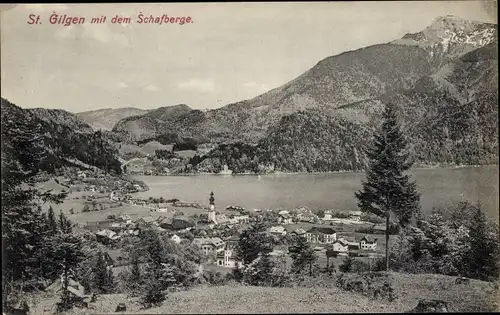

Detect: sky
[0,1,497,112]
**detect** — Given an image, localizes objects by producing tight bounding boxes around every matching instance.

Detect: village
[34,168,387,277]
[25,165,392,311]
[56,168,385,275]
[76,201,384,274]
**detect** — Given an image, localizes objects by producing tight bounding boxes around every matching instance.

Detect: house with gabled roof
[337,236,360,250]
[305,226,336,244]
[159,216,193,232]
[45,275,86,299]
[232,215,249,224]
[215,214,229,225]
[278,213,293,224]
[360,236,378,251]
[269,225,287,236]
[278,210,289,216]
[192,237,226,255]
[323,210,334,221]
[86,220,114,232]
[299,212,318,223]
[136,216,156,229]
[290,228,307,237]
[216,244,243,269]
[332,239,349,255]
[95,229,120,244]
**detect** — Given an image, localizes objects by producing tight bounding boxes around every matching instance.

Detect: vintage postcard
[1,2,498,314]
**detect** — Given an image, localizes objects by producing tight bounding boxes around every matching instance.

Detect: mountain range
[1,99,122,176]
[76,107,149,131]
[4,16,498,174]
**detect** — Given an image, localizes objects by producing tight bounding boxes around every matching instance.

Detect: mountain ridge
[1,98,123,175]
[111,16,497,147]
[4,16,497,173]
[76,107,150,131]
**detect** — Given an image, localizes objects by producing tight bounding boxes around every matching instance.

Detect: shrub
[203,270,228,286]
[339,257,372,272]
[350,260,371,273]
[336,272,396,301]
[139,264,167,309]
[339,256,353,272]
[140,281,166,309]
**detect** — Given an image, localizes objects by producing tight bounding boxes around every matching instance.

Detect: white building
[278,213,293,224]
[193,237,225,255]
[171,234,182,244]
[323,210,334,221]
[332,239,349,255]
[216,247,243,268]
[360,236,378,251]
[269,225,287,236]
[305,227,336,244]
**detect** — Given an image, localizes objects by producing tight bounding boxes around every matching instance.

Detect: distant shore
[128,164,497,177]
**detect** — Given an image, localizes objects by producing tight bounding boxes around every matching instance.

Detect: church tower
[208,191,217,224]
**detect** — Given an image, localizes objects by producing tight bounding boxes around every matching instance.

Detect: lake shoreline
[129,164,497,177]
[129,166,498,222]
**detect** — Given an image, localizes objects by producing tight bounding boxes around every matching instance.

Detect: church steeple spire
[208,191,217,223]
[209,191,215,206]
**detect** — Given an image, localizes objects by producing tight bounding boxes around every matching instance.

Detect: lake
[132,165,499,221]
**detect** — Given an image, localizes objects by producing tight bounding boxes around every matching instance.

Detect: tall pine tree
[126,253,143,296]
[249,252,275,286]
[51,233,85,311]
[140,229,166,267]
[355,103,421,271]
[1,107,55,310]
[140,263,166,309]
[47,206,58,234]
[93,252,115,294]
[236,221,272,266]
[289,235,316,276]
[466,205,499,281]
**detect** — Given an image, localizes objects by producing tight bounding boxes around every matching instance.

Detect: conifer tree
[127,253,142,296]
[140,263,166,309]
[59,210,73,234]
[236,221,272,265]
[47,206,58,234]
[250,252,275,286]
[289,235,316,276]
[140,229,165,267]
[466,205,499,281]
[93,252,115,293]
[51,233,85,311]
[160,263,178,289]
[232,263,243,282]
[355,103,421,271]
[129,254,141,284]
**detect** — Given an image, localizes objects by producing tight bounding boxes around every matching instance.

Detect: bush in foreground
[336,272,396,301]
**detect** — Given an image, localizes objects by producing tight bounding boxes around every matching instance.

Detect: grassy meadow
[30,272,499,314]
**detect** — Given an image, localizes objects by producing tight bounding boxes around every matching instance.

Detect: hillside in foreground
[32,272,499,314]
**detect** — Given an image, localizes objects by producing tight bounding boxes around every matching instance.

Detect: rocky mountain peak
[394,16,496,60]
